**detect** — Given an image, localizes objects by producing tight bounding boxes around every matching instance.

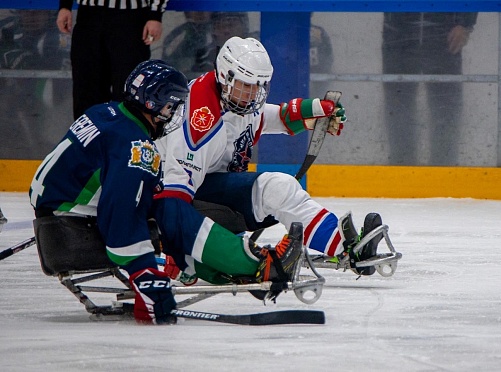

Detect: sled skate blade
[353,252,402,277]
[376,258,399,277]
[306,224,402,277]
[349,224,402,276]
[292,247,325,304]
[293,275,324,304]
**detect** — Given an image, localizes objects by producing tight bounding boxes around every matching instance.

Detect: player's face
[159,102,175,120]
[153,101,185,137]
[229,80,258,108]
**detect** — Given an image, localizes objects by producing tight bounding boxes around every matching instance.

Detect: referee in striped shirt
[57,0,168,120]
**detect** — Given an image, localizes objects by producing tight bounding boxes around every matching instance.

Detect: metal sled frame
[33,216,325,318]
[45,248,325,318]
[306,224,402,277]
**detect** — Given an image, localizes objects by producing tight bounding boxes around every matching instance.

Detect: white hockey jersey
[156,71,289,201]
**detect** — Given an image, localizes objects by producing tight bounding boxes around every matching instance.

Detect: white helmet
[215,37,273,115]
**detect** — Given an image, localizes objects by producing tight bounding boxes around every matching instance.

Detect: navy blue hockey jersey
[30,102,161,266]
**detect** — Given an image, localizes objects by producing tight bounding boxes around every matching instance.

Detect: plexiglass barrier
[0,9,499,166]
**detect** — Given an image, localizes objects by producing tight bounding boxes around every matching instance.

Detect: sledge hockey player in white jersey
[30,60,303,325]
[157,36,386,277]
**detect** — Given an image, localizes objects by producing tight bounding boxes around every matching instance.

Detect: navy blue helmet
[124,59,189,138]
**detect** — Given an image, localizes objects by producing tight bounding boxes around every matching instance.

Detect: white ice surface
[1,192,500,371]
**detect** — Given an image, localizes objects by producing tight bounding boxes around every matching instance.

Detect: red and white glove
[279,98,346,136]
[164,255,198,286]
[129,268,177,325]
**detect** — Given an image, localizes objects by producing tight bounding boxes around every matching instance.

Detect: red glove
[129,268,177,325]
[164,255,198,286]
[164,255,181,279]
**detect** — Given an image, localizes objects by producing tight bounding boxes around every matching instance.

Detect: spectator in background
[162,11,333,89]
[382,13,478,166]
[0,10,72,159]
[161,12,212,81]
[162,12,254,80]
[194,12,257,74]
[56,0,168,120]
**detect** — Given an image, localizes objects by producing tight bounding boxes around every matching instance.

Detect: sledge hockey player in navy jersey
[156,36,386,277]
[29,60,303,325]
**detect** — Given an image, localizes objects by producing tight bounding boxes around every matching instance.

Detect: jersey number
[30,139,72,206]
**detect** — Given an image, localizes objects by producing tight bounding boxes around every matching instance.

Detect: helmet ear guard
[124,59,189,139]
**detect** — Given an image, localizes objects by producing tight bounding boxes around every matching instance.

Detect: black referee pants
[71,5,151,119]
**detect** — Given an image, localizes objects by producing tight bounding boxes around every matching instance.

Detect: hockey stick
[96,304,325,325]
[250,91,342,242]
[0,236,36,261]
[171,309,325,325]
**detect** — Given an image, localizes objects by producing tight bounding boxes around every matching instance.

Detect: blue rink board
[2,1,500,12]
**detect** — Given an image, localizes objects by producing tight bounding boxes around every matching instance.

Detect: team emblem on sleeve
[191,106,215,132]
[128,140,161,176]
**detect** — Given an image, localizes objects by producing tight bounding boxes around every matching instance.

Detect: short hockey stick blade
[0,236,36,261]
[171,309,326,326]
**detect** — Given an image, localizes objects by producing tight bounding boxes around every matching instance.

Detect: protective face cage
[154,103,185,139]
[220,76,270,115]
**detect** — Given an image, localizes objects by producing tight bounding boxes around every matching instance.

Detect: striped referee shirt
[59,1,168,21]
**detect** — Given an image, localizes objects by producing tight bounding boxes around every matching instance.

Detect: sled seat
[192,200,249,234]
[192,200,278,234]
[33,216,132,316]
[34,216,116,276]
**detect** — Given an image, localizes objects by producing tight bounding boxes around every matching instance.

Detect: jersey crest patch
[228,125,254,172]
[128,140,161,176]
[191,106,215,131]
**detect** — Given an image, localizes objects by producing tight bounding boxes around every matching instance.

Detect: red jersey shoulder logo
[185,71,224,149]
[191,106,215,132]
